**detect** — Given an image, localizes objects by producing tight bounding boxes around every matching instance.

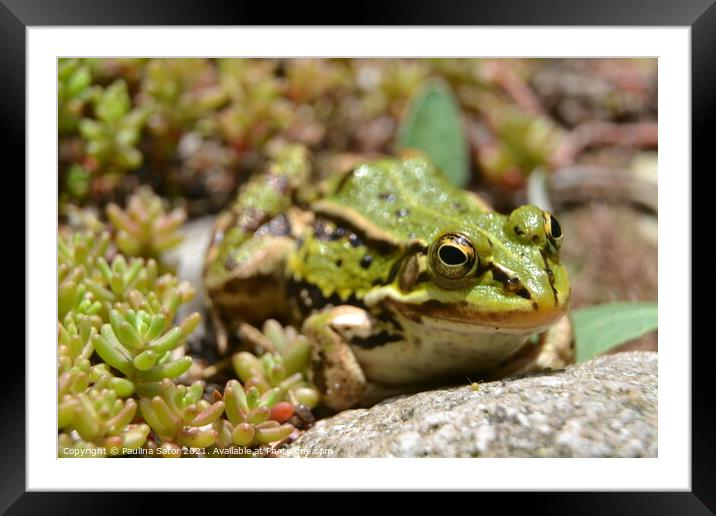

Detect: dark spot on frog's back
[452,201,467,212]
[238,207,266,233]
[378,192,397,202]
[267,173,289,193]
[313,219,332,241]
[395,208,409,219]
[224,254,237,271]
[360,255,373,269]
[348,233,364,247]
[254,214,291,238]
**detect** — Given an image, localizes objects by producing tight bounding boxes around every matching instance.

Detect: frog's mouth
[386,297,567,334]
[365,284,568,334]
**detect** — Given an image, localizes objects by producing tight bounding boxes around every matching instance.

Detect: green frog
[204,145,572,411]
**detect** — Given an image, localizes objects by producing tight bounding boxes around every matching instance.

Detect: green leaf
[92,330,133,376]
[136,356,192,381]
[134,349,158,371]
[573,302,658,362]
[223,380,246,426]
[148,326,183,353]
[139,398,173,437]
[189,402,225,427]
[254,422,293,444]
[231,423,255,446]
[177,427,217,449]
[397,79,469,187]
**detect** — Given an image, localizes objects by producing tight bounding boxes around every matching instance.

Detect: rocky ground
[282,352,657,458]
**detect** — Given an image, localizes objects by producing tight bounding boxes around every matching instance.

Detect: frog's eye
[429,233,478,282]
[544,212,563,249]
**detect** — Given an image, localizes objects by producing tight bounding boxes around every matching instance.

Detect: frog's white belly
[351,313,533,384]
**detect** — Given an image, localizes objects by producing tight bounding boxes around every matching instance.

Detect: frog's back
[314,157,491,245]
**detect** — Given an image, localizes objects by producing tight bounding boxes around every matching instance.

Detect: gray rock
[164,216,215,345]
[282,351,657,458]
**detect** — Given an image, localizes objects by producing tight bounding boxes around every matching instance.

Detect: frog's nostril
[489,264,531,300]
[513,286,532,300]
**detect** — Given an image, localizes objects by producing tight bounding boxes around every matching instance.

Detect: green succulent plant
[284,58,349,104]
[58,314,95,394]
[78,254,151,321]
[76,253,194,324]
[57,313,141,400]
[106,186,186,259]
[124,272,195,324]
[491,108,561,176]
[139,379,224,452]
[57,211,203,457]
[140,59,226,141]
[58,58,98,135]
[58,229,110,273]
[58,277,103,324]
[473,94,564,189]
[64,164,93,200]
[214,59,292,152]
[91,307,200,396]
[233,320,320,409]
[58,388,150,457]
[375,59,430,116]
[86,58,148,86]
[58,230,110,322]
[211,381,295,451]
[60,205,106,233]
[79,79,148,177]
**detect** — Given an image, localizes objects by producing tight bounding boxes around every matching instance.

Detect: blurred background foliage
[58,58,657,214]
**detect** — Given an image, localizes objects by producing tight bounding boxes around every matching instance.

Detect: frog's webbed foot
[302,305,373,412]
[488,313,574,378]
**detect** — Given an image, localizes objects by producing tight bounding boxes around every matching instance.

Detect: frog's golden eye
[544,212,563,249]
[429,233,478,282]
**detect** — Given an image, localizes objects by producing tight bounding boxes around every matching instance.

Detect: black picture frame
[7,0,708,512]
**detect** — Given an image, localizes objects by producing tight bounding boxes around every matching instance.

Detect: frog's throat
[364,286,566,333]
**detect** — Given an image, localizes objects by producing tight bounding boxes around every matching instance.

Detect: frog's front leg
[302,305,374,411]
[534,313,574,370]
